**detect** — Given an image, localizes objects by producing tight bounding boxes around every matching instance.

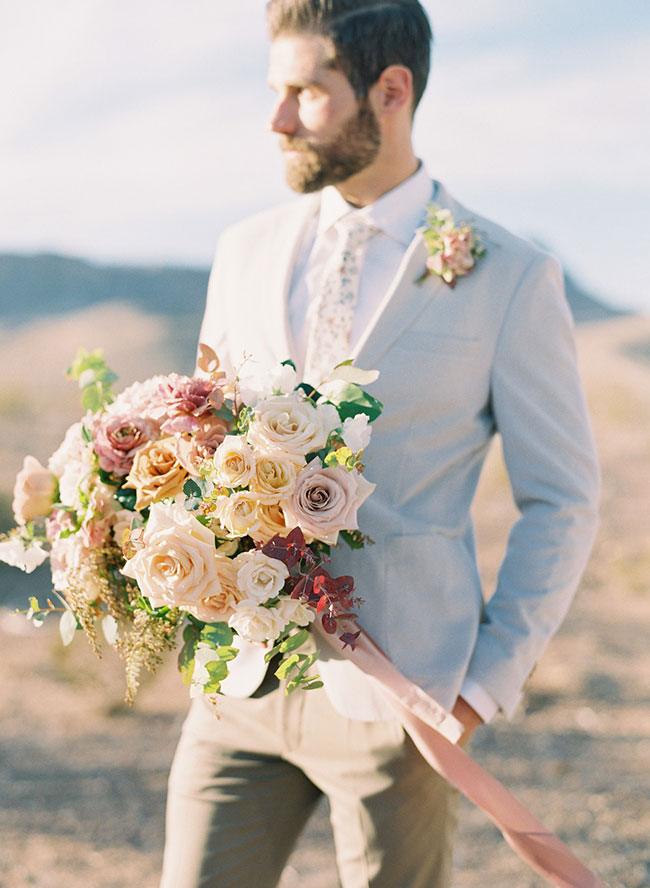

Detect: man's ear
[370,65,413,116]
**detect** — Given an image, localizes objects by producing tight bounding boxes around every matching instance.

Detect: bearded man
[160,2,599,886]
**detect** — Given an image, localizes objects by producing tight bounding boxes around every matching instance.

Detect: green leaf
[340,529,366,550]
[281,359,297,370]
[200,622,234,648]
[216,645,239,663]
[177,638,197,686]
[115,487,137,511]
[205,660,229,682]
[275,653,301,679]
[330,384,383,422]
[81,424,93,443]
[29,596,40,613]
[183,478,203,498]
[203,679,223,695]
[279,628,310,653]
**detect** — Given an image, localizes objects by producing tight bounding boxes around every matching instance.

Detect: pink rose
[159,374,224,434]
[12,456,57,525]
[93,414,159,475]
[281,461,375,545]
[176,417,230,476]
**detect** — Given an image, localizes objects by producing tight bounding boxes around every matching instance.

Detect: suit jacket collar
[272,179,458,368]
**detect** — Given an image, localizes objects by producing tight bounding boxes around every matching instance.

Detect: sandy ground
[1,312,649,888]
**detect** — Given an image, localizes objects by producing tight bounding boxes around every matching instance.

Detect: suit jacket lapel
[353,178,453,370]
[264,194,320,361]
[353,232,446,370]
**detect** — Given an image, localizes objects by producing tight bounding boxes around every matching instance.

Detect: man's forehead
[268,33,337,86]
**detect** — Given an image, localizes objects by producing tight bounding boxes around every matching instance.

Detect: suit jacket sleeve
[464,253,600,718]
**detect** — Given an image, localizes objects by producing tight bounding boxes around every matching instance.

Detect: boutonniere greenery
[417,203,486,288]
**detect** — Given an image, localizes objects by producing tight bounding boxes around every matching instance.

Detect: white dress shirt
[288,163,499,725]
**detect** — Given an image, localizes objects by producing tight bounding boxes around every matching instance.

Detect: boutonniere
[417,203,486,288]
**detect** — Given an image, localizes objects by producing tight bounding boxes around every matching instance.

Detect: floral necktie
[303,214,379,387]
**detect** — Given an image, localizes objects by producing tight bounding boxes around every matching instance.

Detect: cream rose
[212,492,261,538]
[213,435,256,488]
[121,500,243,621]
[249,453,302,503]
[233,550,289,603]
[246,393,339,456]
[282,461,375,545]
[124,437,188,510]
[275,597,316,628]
[228,600,286,643]
[248,503,292,544]
[12,456,57,524]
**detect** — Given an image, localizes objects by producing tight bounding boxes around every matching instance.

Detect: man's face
[268,33,381,193]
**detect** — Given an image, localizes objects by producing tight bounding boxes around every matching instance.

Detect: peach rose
[248,503,292,544]
[121,500,243,621]
[12,456,57,525]
[124,438,188,510]
[282,461,375,545]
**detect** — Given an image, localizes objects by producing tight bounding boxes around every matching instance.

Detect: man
[161,2,600,886]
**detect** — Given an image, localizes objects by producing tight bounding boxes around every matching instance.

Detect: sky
[1,0,649,313]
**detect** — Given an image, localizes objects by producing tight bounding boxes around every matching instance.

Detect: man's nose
[270,96,298,134]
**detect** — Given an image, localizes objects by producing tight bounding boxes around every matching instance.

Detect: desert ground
[1,307,649,888]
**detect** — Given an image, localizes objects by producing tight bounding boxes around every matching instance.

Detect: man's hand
[452,696,483,746]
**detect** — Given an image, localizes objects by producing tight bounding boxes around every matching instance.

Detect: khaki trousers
[160,670,459,888]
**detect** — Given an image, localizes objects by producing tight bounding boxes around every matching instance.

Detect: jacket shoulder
[437,182,561,279]
[217,194,320,250]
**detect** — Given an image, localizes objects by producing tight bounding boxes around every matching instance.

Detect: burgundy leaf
[321,613,338,635]
[339,631,361,650]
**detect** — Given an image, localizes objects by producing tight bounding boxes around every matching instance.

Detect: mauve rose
[159,374,224,434]
[93,414,159,475]
[176,417,229,476]
[12,456,57,525]
[282,461,375,545]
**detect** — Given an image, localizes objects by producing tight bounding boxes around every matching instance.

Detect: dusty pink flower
[176,416,230,475]
[12,456,57,525]
[426,228,476,280]
[46,508,77,542]
[93,414,159,475]
[159,374,224,434]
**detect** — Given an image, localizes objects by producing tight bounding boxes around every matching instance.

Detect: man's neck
[334,148,420,208]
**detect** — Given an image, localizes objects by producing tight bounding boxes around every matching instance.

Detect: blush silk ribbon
[313,621,607,888]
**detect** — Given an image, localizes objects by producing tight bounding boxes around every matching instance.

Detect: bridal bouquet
[0,346,382,702]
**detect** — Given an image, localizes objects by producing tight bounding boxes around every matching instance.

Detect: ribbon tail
[314,621,608,888]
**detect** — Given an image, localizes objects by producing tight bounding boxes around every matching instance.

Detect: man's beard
[280,100,381,193]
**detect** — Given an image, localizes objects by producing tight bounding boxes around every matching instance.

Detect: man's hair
[266,0,433,112]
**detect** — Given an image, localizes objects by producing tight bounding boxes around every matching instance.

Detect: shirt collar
[317,162,435,246]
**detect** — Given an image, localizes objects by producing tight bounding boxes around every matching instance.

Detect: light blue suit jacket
[198,181,600,721]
